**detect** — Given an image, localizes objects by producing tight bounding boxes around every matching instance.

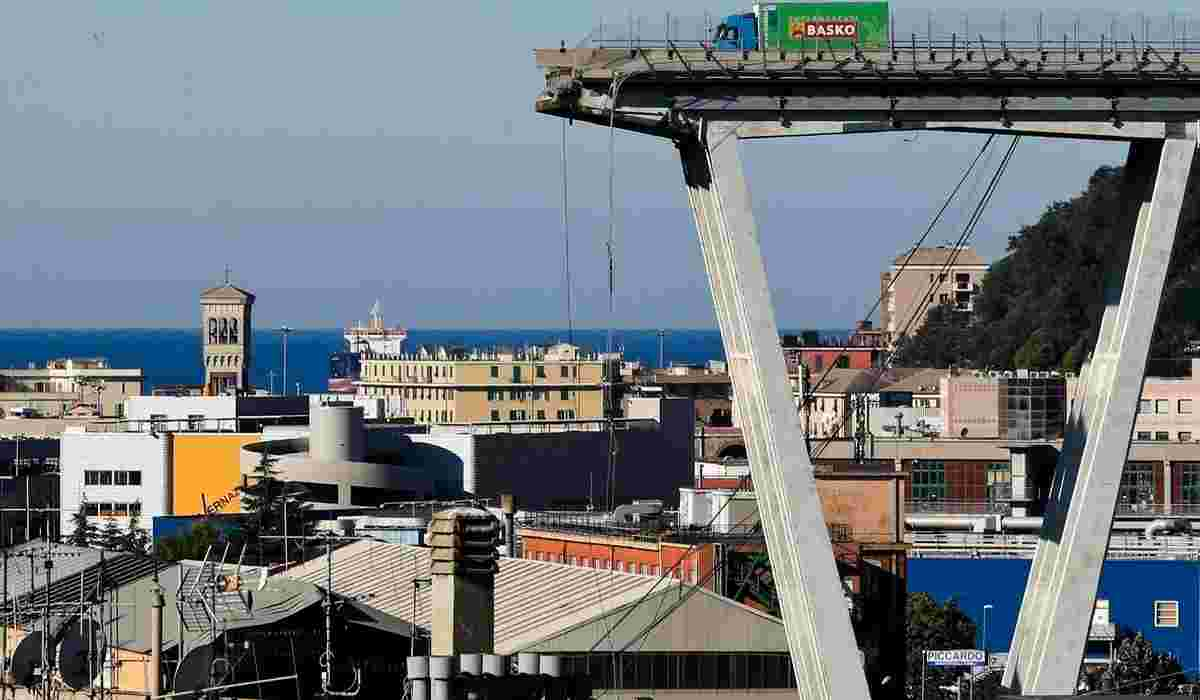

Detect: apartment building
[879,245,989,342]
[0,357,144,418]
[356,343,605,424]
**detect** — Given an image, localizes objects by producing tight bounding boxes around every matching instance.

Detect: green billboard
[758,2,890,51]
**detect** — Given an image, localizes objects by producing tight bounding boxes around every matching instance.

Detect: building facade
[200,279,255,395]
[0,358,144,418]
[879,245,989,342]
[356,343,604,424]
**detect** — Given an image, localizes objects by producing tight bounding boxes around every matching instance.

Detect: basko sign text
[926,649,986,667]
[789,18,859,39]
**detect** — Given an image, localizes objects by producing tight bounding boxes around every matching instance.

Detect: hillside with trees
[894,161,1200,370]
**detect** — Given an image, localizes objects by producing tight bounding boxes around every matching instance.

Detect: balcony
[906,499,1012,516]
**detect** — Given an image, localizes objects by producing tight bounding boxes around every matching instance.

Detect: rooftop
[892,246,988,268]
[199,283,255,302]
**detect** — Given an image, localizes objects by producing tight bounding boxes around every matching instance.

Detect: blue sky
[0,1,1181,328]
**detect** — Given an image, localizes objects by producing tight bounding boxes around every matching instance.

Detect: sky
[0,1,1186,329]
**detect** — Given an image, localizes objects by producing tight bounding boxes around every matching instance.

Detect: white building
[0,357,144,418]
[60,428,168,538]
[123,395,237,431]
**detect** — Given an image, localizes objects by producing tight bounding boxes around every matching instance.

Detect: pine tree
[241,448,283,564]
[65,501,98,547]
[122,510,150,554]
[99,518,123,551]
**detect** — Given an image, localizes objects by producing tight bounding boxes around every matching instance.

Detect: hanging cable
[561,119,575,346]
[806,134,997,401]
[811,135,1021,460]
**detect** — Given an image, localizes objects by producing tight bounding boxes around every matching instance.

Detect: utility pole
[657,329,666,369]
[279,325,293,395]
[268,370,277,395]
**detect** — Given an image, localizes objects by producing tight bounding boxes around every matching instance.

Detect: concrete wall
[60,429,168,536]
[942,375,1001,439]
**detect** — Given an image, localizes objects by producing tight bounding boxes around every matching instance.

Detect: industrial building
[355,343,606,424]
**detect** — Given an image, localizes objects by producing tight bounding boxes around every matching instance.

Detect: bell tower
[200,269,255,395]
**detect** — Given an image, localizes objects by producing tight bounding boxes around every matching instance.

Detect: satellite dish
[172,643,215,696]
[10,632,44,688]
[58,617,105,690]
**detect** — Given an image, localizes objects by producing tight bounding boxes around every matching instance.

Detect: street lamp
[983,604,994,664]
[279,325,293,395]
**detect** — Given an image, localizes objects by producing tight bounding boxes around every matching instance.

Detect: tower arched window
[208,319,218,344]
[229,318,239,345]
[219,318,228,344]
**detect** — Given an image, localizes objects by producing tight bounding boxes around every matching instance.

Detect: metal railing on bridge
[911,531,1200,559]
[1115,502,1200,517]
[575,10,1199,54]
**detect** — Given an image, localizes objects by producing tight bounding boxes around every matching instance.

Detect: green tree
[99,518,123,551]
[892,305,973,369]
[1079,631,1186,695]
[906,592,977,700]
[122,510,150,554]
[64,501,98,547]
[155,522,223,562]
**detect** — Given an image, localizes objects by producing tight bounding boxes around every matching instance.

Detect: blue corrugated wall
[909,559,1200,669]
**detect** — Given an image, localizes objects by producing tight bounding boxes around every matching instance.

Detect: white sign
[926,649,986,667]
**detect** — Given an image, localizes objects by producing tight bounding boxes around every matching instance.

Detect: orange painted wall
[171,434,257,515]
[518,530,719,591]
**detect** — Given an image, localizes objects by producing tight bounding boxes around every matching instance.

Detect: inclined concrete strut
[1004,134,1199,695]
[678,120,870,700]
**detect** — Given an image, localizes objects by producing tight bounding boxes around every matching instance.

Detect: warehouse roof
[283,541,788,654]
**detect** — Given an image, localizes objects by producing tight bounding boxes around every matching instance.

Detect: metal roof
[282,541,787,655]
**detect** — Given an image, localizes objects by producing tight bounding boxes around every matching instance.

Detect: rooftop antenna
[224,265,231,286]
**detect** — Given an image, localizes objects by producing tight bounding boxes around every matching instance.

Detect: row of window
[491,409,576,422]
[492,365,578,380]
[83,469,143,486]
[1136,431,1193,442]
[1140,398,1192,415]
[524,550,702,582]
[3,458,59,469]
[488,388,574,402]
[367,364,455,380]
[82,502,142,517]
[206,318,240,345]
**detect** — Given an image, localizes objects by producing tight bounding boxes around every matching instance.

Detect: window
[187,414,204,431]
[1182,432,1193,442]
[491,410,500,422]
[490,366,499,378]
[536,410,546,420]
[939,293,949,305]
[487,389,496,401]
[560,366,569,378]
[208,318,218,344]
[1156,432,1170,441]
[84,470,101,486]
[536,365,546,378]
[114,471,128,486]
[1156,399,1170,414]
[1137,431,1152,441]
[98,471,113,486]
[533,389,543,401]
[1181,399,1193,414]
[150,414,167,432]
[938,273,947,283]
[129,502,141,516]
[219,318,228,344]
[911,461,947,501]
[1154,601,1180,628]
[1140,399,1153,414]
[229,319,239,344]
[1120,462,1155,511]
[560,389,570,401]
[84,503,99,516]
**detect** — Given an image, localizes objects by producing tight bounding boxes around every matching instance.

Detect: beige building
[0,357,143,418]
[200,277,254,395]
[879,245,988,342]
[357,343,605,424]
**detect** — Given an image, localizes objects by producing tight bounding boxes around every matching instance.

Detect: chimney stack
[426,508,502,655]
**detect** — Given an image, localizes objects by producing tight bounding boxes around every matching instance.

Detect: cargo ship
[328,301,407,393]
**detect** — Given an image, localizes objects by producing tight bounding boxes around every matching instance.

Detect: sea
[0,328,849,394]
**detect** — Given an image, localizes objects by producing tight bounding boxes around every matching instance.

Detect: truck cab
[713,12,758,51]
